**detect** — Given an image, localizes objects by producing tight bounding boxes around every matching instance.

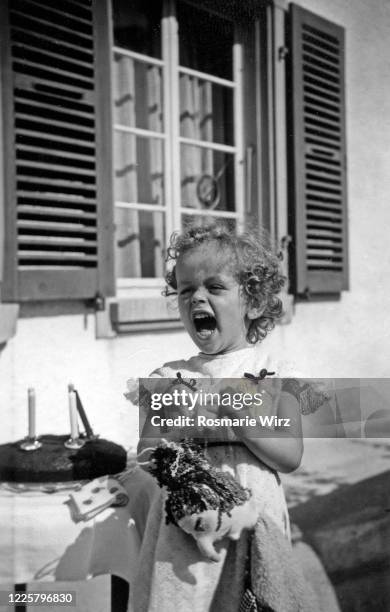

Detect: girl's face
[175,243,251,355]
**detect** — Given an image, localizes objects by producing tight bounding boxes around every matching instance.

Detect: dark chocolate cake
[0,435,127,483]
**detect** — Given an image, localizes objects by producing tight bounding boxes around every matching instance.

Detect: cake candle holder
[20,388,42,451]
[64,388,85,450]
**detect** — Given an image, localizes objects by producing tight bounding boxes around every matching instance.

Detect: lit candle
[28,387,36,439]
[68,389,79,440]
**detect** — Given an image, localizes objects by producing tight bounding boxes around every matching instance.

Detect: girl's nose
[191,287,207,304]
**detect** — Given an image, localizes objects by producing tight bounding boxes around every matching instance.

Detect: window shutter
[1,0,114,301]
[288,4,348,296]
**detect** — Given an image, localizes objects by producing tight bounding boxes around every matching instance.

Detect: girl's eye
[179,288,191,297]
[209,285,224,293]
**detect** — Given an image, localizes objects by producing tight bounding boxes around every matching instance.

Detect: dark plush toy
[148,440,257,562]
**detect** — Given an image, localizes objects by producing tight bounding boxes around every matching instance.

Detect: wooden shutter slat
[305,116,341,135]
[15,97,93,125]
[15,104,94,127]
[302,49,340,74]
[307,229,342,239]
[14,74,94,98]
[304,122,341,141]
[18,220,96,233]
[16,118,95,139]
[13,45,94,79]
[17,144,96,163]
[37,0,93,15]
[18,239,97,250]
[16,130,96,150]
[18,205,97,220]
[306,158,341,172]
[307,201,342,213]
[303,64,340,87]
[302,25,339,49]
[15,90,94,112]
[18,251,97,262]
[17,191,97,206]
[302,41,339,63]
[12,28,93,63]
[13,60,94,89]
[306,209,342,222]
[17,161,96,178]
[23,0,93,27]
[12,45,94,77]
[11,8,93,44]
[307,261,343,270]
[306,178,342,191]
[305,104,341,124]
[304,92,340,113]
[303,72,340,95]
[305,132,342,148]
[2,0,114,301]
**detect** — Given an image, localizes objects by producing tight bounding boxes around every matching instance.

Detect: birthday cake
[0,435,127,483]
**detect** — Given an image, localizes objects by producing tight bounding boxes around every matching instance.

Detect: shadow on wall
[290,470,390,612]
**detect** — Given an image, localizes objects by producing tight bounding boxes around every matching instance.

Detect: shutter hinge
[94,292,106,312]
[278,46,289,61]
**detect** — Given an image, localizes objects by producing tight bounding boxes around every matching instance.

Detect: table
[0,468,156,611]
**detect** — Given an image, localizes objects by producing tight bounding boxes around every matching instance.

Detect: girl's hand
[218,378,303,473]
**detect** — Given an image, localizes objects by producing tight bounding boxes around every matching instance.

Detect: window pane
[180,144,235,212]
[113,55,163,133]
[115,208,165,278]
[182,214,236,231]
[114,133,165,206]
[178,3,233,80]
[112,0,162,59]
[179,75,233,146]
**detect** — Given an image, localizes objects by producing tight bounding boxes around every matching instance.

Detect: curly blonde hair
[165,222,286,344]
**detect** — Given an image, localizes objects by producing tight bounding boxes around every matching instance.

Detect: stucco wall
[1,0,390,449]
[273,0,390,377]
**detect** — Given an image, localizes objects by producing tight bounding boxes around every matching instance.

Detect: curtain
[113,54,164,278]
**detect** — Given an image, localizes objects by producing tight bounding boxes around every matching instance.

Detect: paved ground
[282,437,390,612]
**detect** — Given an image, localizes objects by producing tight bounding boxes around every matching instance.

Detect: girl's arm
[222,389,303,473]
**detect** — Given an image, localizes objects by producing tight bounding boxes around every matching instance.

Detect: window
[0,0,348,312]
[111,0,245,286]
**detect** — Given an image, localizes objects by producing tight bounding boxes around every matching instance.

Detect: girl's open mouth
[192,313,217,339]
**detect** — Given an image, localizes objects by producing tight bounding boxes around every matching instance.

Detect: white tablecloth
[0,468,155,585]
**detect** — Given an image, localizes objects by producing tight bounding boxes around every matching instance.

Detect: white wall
[276,0,390,376]
[1,0,390,450]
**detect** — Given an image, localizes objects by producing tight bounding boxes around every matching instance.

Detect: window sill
[0,303,19,345]
[95,294,182,338]
[96,292,294,338]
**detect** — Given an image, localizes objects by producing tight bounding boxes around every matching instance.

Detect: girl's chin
[193,335,249,355]
[192,332,219,352]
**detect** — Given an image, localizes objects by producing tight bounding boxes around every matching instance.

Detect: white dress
[128,347,292,612]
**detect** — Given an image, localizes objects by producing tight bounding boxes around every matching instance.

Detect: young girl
[129,223,304,612]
